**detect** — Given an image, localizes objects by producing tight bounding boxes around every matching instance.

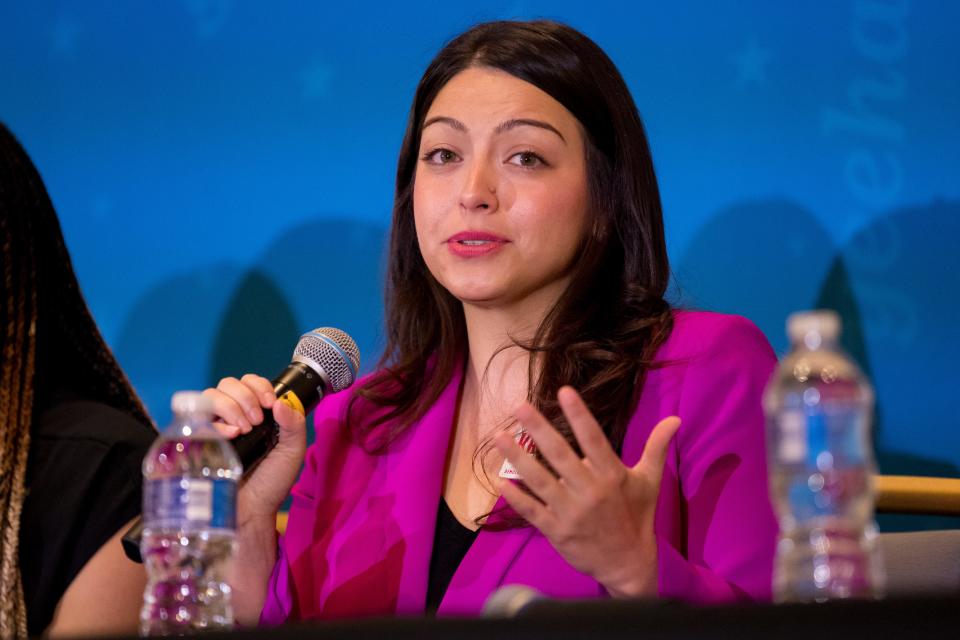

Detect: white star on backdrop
[731,40,771,86]
[182,0,232,39]
[301,60,336,100]
[50,13,82,57]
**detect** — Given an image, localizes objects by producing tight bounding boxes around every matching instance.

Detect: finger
[497,479,555,532]
[272,398,307,442]
[493,431,565,504]
[217,376,265,427]
[633,416,681,480]
[212,421,241,439]
[241,373,276,407]
[557,386,621,470]
[203,387,252,432]
[515,402,591,488]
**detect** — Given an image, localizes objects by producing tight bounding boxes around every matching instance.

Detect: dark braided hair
[0,123,153,636]
[349,20,674,491]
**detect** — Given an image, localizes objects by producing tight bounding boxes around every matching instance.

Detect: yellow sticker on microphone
[278,391,305,416]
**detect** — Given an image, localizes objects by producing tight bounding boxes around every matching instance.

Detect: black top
[18,387,156,636]
[425,498,480,612]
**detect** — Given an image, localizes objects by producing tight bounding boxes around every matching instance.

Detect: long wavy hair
[350,20,673,465]
[0,123,153,637]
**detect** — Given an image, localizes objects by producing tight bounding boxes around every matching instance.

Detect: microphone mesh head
[292,327,360,393]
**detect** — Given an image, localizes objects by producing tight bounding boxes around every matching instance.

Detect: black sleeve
[18,394,156,637]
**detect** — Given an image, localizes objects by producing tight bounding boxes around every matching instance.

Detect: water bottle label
[776,407,869,468]
[144,477,237,529]
[806,412,829,468]
[185,480,213,522]
[778,410,807,463]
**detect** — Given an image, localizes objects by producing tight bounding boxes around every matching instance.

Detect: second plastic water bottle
[140,391,242,635]
[764,310,884,602]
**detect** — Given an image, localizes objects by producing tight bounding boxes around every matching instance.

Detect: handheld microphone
[229,327,360,472]
[121,327,361,563]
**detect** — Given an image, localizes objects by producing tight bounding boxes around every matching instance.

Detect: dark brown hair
[0,123,153,635]
[350,20,673,459]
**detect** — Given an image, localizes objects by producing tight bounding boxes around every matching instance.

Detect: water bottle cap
[787,310,841,348]
[170,391,214,416]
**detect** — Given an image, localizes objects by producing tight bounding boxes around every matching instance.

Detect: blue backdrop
[2,1,957,526]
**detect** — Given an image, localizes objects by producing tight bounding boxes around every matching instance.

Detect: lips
[446,231,509,257]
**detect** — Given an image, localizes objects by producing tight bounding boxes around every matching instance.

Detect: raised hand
[494,386,681,598]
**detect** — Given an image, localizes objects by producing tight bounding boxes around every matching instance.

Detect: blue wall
[2,2,957,501]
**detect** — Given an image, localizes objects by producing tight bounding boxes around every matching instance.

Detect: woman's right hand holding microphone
[203,374,307,625]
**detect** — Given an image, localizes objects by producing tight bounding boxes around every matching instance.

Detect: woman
[207,20,778,624]
[0,123,156,637]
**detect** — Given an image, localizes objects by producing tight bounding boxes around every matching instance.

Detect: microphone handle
[122,362,327,563]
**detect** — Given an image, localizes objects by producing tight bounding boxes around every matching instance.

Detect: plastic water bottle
[764,310,884,602]
[140,391,242,635]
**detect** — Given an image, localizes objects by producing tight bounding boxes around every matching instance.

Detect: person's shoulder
[661,309,776,366]
[658,311,778,450]
[311,369,404,439]
[311,363,449,452]
[33,391,156,451]
[308,368,403,463]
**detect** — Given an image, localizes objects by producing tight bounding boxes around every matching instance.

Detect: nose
[459,159,498,213]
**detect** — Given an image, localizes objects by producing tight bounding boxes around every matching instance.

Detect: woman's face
[413,66,590,311]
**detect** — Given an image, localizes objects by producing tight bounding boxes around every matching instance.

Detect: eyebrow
[422,116,566,144]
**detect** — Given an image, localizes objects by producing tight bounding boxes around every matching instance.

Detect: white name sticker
[498,429,537,479]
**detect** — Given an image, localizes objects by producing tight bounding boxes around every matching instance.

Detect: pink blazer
[260,310,778,622]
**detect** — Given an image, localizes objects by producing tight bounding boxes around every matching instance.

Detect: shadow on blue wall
[116,216,389,428]
[208,270,300,383]
[246,217,389,371]
[672,199,835,355]
[116,263,246,422]
[676,198,960,531]
[822,200,960,531]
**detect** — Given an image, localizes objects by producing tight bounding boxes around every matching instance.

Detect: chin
[450,289,505,306]
[438,279,508,305]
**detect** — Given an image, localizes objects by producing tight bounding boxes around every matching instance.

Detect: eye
[508,151,548,169]
[421,148,461,165]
